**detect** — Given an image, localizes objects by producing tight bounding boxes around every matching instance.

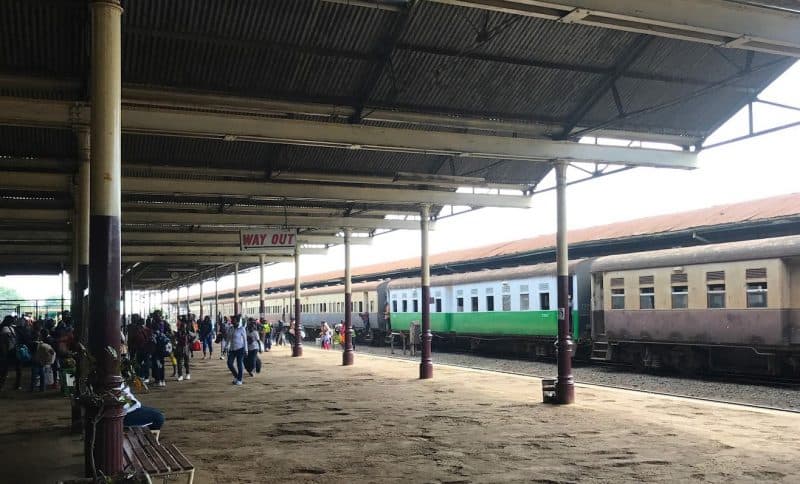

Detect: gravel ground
[351,344,800,411]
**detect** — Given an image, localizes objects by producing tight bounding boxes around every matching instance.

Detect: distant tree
[0,286,22,301]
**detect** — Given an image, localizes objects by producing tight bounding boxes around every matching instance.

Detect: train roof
[590,235,800,272]
[263,280,384,298]
[387,261,585,290]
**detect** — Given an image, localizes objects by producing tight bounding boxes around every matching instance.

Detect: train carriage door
[592,273,605,337]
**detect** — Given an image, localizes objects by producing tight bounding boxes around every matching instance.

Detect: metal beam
[0,97,698,168]
[432,0,800,57]
[122,232,373,245]
[122,176,532,209]
[122,255,292,264]
[0,80,704,145]
[122,246,329,256]
[557,35,653,139]
[122,211,425,231]
[0,207,425,231]
[350,1,415,123]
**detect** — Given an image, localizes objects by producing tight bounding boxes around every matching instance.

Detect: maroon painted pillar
[72,126,90,434]
[343,228,354,366]
[86,0,125,476]
[292,242,303,357]
[419,204,433,379]
[555,161,575,404]
[233,262,240,315]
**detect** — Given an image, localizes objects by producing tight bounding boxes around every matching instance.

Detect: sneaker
[219,356,224,360]
[232,379,238,384]
[185,374,191,380]
[234,380,243,386]
[159,381,166,387]
[177,375,184,382]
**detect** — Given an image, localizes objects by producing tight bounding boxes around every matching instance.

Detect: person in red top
[127,317,153,384]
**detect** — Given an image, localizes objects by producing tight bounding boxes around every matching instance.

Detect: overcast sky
[4,62,800,312]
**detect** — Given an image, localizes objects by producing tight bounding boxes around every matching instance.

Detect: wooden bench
[123,426,195,484]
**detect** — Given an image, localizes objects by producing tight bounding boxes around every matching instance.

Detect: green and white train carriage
[386,262,592,356]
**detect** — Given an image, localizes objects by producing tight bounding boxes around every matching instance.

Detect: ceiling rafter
[556,35,653,140]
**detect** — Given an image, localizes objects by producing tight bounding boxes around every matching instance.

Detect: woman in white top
[121,383,165,430]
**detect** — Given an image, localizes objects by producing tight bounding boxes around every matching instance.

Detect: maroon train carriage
[589,235,800,377]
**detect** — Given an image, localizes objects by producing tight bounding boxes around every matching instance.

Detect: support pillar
[343,228,354,366]
[214,267,219,324]
[419,204,433,379]
[292,243,303,357]
[75,127,90,344]
[199,280,204,320]
[234,262,240,315]
[86,0,124,476]
[259,255,266,320]
[555,161,575,404]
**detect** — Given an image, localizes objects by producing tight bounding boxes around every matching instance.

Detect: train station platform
[2,348,799,483]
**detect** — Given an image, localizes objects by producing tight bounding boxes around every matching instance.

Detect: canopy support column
[214,267,219,324]
[234,262,240,315]
[259,255,266,320]
[75,127,90,345]
[419,204,433,379]
[343,228,354,366]
[555,161,575,404]
[86,0,124,476]
[292,242,303,357]
[199,280,204,320]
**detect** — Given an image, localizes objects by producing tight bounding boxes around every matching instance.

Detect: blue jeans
[202,334,213,355]
[136,351,151,380]
[30,363,44,392]
[124,406,165,430]
[227,348,244,382]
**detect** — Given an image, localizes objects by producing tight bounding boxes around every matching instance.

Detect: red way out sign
[240,230,296,251]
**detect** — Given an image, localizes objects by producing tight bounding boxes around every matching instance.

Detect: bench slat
[132,429,172,474]
[166,443,194,470]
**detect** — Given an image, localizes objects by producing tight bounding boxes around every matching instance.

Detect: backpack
[156,333,172,357]
[16,344,31,363]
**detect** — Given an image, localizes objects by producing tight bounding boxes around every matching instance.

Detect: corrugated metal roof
[229,192,800,294]
[1,0,793,143]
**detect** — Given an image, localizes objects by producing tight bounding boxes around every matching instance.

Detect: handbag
[191,340,202,352]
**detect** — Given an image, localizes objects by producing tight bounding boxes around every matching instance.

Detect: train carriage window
[392,300,398,313]
[456,297,464,312]
[470,296,479,312]
[435,299,442,313]
[639,287,655,309]
[412,300,419,312]
[746,282,768,308]
[707,284,726,309]
[520,293,530,311]
[402,300,408,312]
[370,301,374,312]
[486,295,495,311]
[539,293,550,310]
[671,286,688,309]
[611,289,625,309]
[358,301,363,313]
[502,294,511,311]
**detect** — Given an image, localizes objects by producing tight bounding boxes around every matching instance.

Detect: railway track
[351,345,800,412]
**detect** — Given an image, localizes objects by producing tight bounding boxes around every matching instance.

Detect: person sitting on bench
[121,382,165,438]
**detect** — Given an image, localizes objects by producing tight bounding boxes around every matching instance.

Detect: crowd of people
[0,313,72,393]
[1,309,348,438]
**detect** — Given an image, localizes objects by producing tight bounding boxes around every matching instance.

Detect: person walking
[262,319,272,352]
[244,319,262,377]
[226,315,247,385]
[174,320,194,382]
[219,316,231,360]
[0,316,21,391]
[199,315,214,359]
[275,319,286,347]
